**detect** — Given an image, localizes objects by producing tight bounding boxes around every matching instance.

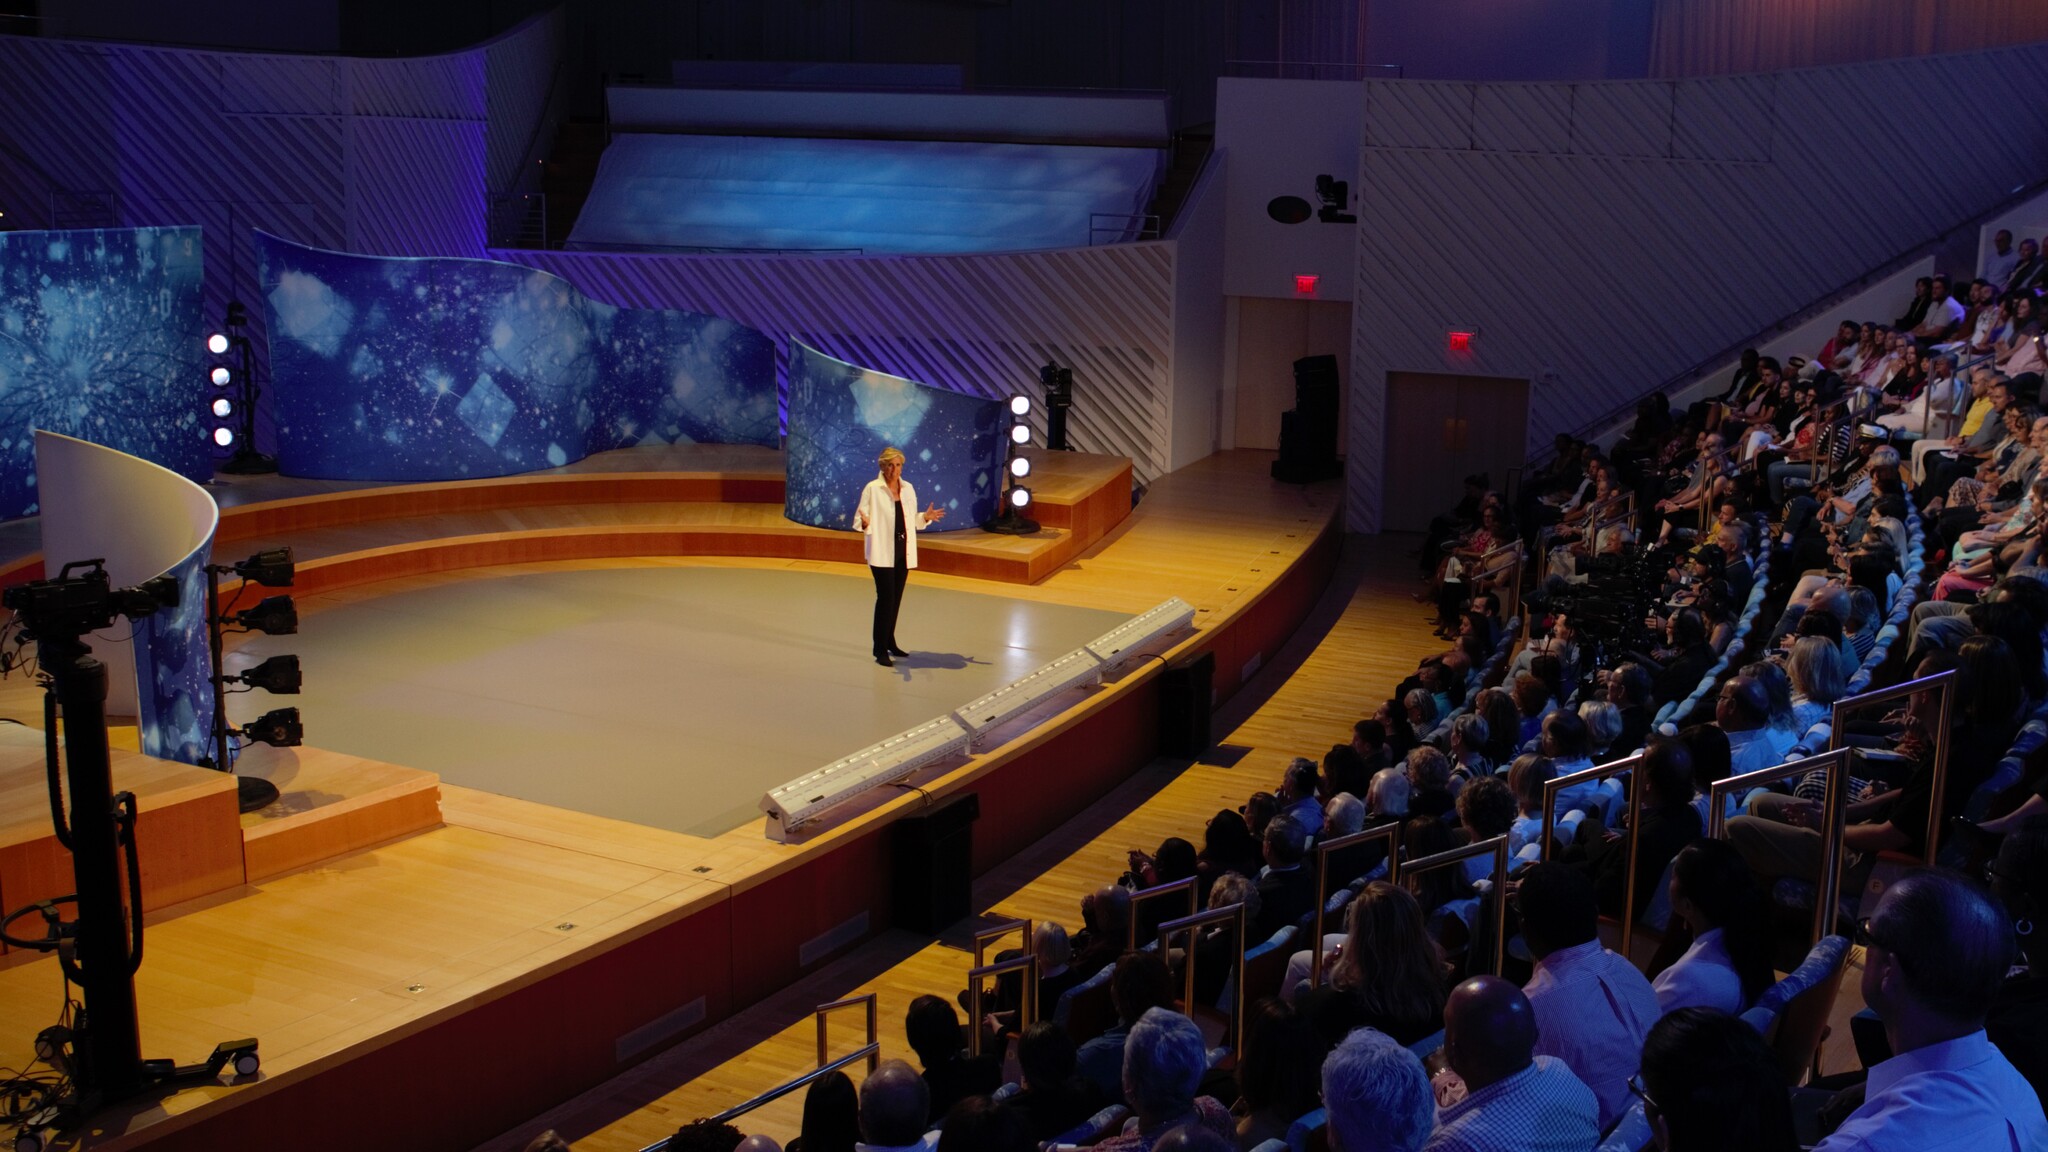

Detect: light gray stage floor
[228,567,1129,838]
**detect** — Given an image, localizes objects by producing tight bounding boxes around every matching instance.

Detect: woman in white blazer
[853,446,945,666]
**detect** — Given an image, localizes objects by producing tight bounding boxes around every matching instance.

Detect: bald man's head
[858,1059,930,1148]
[1090,883,1133,941]
[1443,976,1538,1092]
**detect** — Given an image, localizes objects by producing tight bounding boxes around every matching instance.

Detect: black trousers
[871,563,908,655]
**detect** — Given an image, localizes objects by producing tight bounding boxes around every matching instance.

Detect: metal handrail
[1157,903,1247,1047]
[1127,876,1199,950]
[1309,824,1404,985]
[1709,748,1853,949]
[1538,753,1646,957]
[1401,835,1510,976]
[814,992,880,1067]
[966,954,1038,1056]
[648,993,881,1147]
[1828,670,1956,868]
[973,918,1033,969]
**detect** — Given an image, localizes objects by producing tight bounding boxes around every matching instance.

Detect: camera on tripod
[3,560,178,642]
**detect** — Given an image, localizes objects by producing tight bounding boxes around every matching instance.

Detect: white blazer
[852,477,933,568]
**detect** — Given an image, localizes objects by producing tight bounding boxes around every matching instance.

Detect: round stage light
[213,427,235,447]
[207,333,229,355]
[1009,456,1030,479]
[1010,425,1030,446]
[212,397,233,418]
[1009,395,1030,416]
[211,366,231,386]
[1009,486,1032,509]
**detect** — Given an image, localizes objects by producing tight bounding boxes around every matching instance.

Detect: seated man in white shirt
[1714,675,1794,776]
[1815,870,2048,1151]
[857,1060,937,1152]
[1911,275,1967,343]
[1516,863,1660,1132]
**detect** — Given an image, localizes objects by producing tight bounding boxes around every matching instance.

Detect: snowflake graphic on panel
[255,231,776,480]
[0,227,206,519]
[134,547,217,768]
[783,341,1002,532]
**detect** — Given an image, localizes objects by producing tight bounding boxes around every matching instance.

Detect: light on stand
[239,708,303,748]
[210,301,276,475]
[984,391,1040,535]
[231,595,298,636]
[231,654,301,695]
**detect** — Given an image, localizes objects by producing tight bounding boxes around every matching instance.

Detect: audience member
[1516,863,1659,1130]
[855,1060,930,1152]
[1076,950,1177,1103]
[787,1070,860,1152]
[1984,816,2048,1109]
[1197,812,1263,895]
[1297,882,1450,1049]
[1150,1125,1235,1152]
[935,1097,1030,1152]
[1095,1008,1234,1150]
[1321,1028,1434,1152]
[1008,1021,1099,1142]
[1605,663,1655,756]
[1073,884,1135,976]
[735,1137,783,1152]
[1406,747,1457,821]
[522,1132,573,1152]
[1652,839,1771,1014]
[1474,688,1523,767]
[904,995,1000,1124]
[1560,737,1700,922]
[1638,1008,1797,1152]
[1713,674,1791,774]
[1816,870,2047,1150]
[1277,757,1327,837]
[1255,814,1316,937]
[1426,976,1599,1152]
[1231,998,1323,1148]
[1324,743,1376,804]
[1351,719,1393,771]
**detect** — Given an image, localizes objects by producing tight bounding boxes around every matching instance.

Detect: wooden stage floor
[0,449,1353,1152]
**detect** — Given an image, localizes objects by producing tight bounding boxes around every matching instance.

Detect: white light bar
[1085,597,1195,669]
[761,714,972,841]
[952,647,1103,737]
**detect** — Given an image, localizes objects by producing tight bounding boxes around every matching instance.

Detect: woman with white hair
[1092,1009,1233,1149]
[1445,713,1490,792]
[852,445,946,667]
[1578,700,1625,762]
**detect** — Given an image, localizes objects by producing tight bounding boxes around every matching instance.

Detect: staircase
[1146,124,1215,238]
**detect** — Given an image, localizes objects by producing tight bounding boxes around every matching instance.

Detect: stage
[0,447,1343,1152]
[228,567,1129,838]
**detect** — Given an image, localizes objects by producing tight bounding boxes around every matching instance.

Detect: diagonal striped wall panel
[504,245,1178,481]
[1347,42,2048,532]
[0,14,560,458]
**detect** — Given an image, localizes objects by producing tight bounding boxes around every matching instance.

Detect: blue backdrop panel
[255,231,777,481]
[783,341,1002,531]
[568,133,1164,254]
[0,227,206,519]
[136,545,215,766]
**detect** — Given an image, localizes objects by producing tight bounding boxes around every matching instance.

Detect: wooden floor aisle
[506,534,1444,1151]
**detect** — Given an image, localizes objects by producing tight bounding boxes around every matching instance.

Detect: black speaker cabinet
[1157,650,1215,759]
[892,792,980,933]
[1272,353,1342,483]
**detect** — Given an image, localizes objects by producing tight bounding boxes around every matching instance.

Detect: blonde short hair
[878,446,906,466]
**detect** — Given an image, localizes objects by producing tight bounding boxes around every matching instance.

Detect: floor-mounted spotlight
[201,547,302,813]
[209,301,276,476]
[984,394,1041,535]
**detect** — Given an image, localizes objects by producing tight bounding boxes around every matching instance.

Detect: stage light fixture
[232,595,297,636]
[206,333,229,355]
[211,366,231,386]
[1010,424,1030,446]
[1009,456,1030,479]
[239,707,302,748]
[213,427,234,447]
[1008,395,1030,416]
[211,397,233,419]
[230,654,301,695]
[213,300,278,476]
[230,547,295,587]
[1009,486,1032,509]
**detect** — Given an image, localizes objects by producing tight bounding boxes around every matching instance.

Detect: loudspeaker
[1157,650,1215,759]
[1272,354,1342,483]
[892,792,979,933]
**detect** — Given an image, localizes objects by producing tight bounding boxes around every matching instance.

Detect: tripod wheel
[232,1051,260,1077]
[15,1129,46,1152]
